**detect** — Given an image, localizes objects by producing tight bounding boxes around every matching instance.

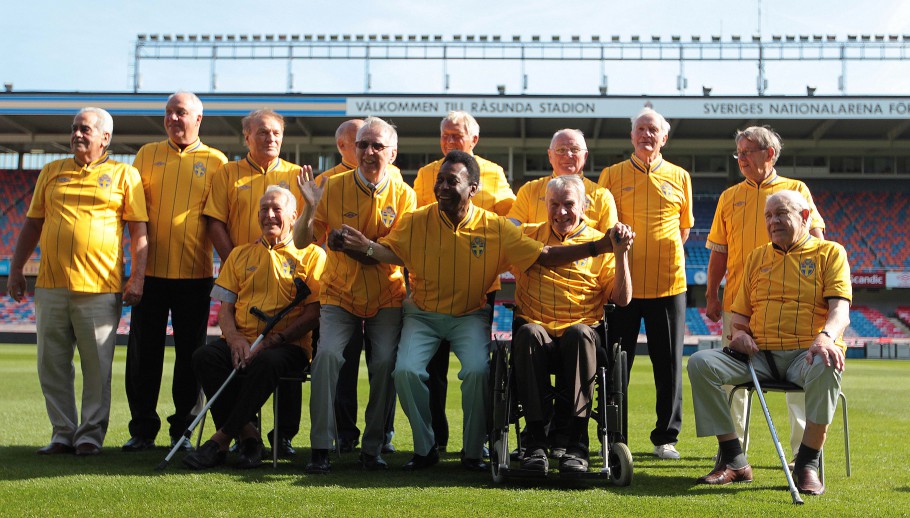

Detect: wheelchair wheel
[607,441,633,486]
[490,340,512,484]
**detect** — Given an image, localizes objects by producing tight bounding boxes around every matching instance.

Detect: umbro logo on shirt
[344,211,358,218]
[734,201,746,207]
[622,186,634,192]
[154,161,166,167]
[239,185,251,190]
[246,266,257,272]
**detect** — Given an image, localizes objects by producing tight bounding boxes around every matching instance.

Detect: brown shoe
[795,467,825,495]
[36,442,75,455]
[696,462,753,485]
[75,443,101,456]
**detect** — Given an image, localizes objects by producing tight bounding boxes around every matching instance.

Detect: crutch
[744,355,804,505]
[156,278,311,471]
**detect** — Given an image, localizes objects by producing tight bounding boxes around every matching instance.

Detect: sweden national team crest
[193,161,206,177]
[660,180,674,197]
[584,195,592,210]
[281,259,296,276]
[471,237,485,257]
[380,206,396,227]
[800,258,816,278]
[574,258,590,268]
[98,174,112,188]
[278,180,290,190]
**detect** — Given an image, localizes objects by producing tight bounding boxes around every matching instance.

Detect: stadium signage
[851,271,886,288]
[347,96,910,120]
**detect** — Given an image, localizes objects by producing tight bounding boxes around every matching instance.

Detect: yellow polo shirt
[513,222,615,336]
[381,203,543,316]
[707,174,825,312]
[212,235,324,357]
[134,139,228,279]
[508,173,618,233]
[204,155,305,247]
[598,155,693,298]
[732,235,852,351]
[27,154,148,293]
[313,169,416,318]
[414,154,515,216]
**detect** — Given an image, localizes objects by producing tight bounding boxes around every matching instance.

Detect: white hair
[546,175,586,204]
[766,190,812,226]
[167,91,204,115]
[358,116,398,148]
[550,128,586,149]
[263,184,297,214]
[441,111,480,137]
[76,107,113,136]
[630,107,670,134]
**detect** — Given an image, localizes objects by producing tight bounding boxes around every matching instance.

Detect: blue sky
[2,0,909,96]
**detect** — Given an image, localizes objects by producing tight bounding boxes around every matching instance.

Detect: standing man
[332,150,629,471]
[204,108,308,457]
[689,190,850,496]
[123,92,228,453]
[317,118,399,454]
[294,117,415,473]
[413,110,516,452]
[598,107,693,459]
[508,129,617,232]
[7,107,148,455]
[705,125,825,458]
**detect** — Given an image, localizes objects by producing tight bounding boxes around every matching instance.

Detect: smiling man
[688,190,850,496]
[598,107,694,459]
[203,108,311,457]
[511,175,632,473]
[185,186,324,470]
[123,92,228,453]
[330,150,630,472]
[705,125,826,460]
[294,117,415,474]
[7,107,148,456]
[509,129,617,232]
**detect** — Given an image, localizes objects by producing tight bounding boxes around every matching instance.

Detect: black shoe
[549,446,566,459]
[558,447,589,473]
[122,436,155,452]
[234,437,265,469]
[170,436,194,452]
[267,432,296,458]
[339,438,358,454]
[403,445,439,471]
[460,454,489,472]
[305,449,331,474]
[182,440,226,470]
[520,447,549,472]
[381,442,396,454]
[510,447,525,461]
[360,452,389,471]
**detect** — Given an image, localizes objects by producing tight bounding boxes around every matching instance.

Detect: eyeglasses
[732,148,766,160]
[355,141,392,152]
[551,147,587,156]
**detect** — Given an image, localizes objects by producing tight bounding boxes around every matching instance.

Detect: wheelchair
[488,305,633,486]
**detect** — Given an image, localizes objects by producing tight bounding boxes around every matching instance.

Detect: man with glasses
[706,126,825,461]
[413,111,516,453]
[598,107,693,459]
[204,109,310,458]
[294,117,416,474]
[509,128,616,232]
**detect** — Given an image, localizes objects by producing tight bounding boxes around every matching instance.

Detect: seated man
[687,190,851,496]
[183,186,324,470]
[512,175,632,473]
[330,150,631,471]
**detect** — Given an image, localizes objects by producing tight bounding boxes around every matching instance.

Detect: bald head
[335,119,365,166]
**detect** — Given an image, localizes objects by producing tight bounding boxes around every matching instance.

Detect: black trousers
[125,276,211,440]
[607,293,685,447]
[192,338,307,438]
[335,327,395,445]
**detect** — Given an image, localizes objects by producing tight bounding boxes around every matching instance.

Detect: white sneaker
[653,443,681,459]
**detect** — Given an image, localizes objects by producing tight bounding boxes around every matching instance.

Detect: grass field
[0,344,908,517]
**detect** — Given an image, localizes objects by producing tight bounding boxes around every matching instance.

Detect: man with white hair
[295,116,415,473]
[184,186,324,470]
[598,107,694,459]
[688,190,850,496]
[123,92,228,453]
[705,125,826,461]
[8,107,148,456]
[413,110,516,452]
[509,129,616,232]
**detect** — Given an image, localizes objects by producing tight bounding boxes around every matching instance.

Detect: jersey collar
[354,167,390,196]
[630,154,664,175]
[74,153,110,170]
[772,232,813,254]
[438,203,475,231]
[744,170,779,189]
[168,138,202,154]
[550,220,588,242]
[260,233,293,250]
[245,154,281,174]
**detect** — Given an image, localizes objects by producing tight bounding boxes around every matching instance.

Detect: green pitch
[0,344,907,517]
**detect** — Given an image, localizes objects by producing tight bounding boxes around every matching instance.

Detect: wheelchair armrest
[603,304,616,314]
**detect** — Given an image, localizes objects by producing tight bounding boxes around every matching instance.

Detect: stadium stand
[0,170,38,257]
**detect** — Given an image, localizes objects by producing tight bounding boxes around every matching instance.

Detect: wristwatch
[819,330,833,339]
[365,241,375,257]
